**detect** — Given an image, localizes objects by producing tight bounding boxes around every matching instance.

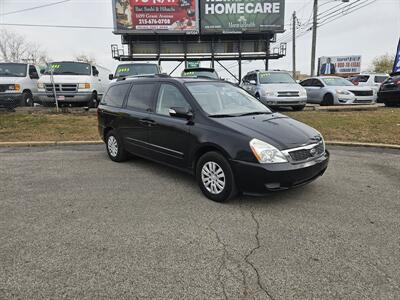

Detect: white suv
[0,63,40,108]
[354,73,389,101]
[241,70,308,111]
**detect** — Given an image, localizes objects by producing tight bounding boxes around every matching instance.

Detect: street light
[310,0,350,76]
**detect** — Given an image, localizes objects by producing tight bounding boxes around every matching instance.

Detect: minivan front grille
[278,91,300,97]
[0,84,9,92]
[45,84,77,93]
[286,142,325,162]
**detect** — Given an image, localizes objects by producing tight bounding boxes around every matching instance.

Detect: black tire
[196,151,237,202]
[105,130,129,162]
[321,94,334,106]
[87,92,98,108]
[292,105,305,111]
[20,91,34,107]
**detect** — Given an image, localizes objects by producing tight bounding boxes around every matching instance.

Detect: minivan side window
[156,84,190,116]
[101,84,130,107]
[126,83,156,111]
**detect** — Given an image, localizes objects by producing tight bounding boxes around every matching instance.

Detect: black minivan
[97,76,329,202]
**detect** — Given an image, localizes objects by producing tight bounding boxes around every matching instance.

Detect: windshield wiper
[209,114,237,118]
[237,111,271,117]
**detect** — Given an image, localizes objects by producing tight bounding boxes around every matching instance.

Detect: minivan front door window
[156,84,191,116]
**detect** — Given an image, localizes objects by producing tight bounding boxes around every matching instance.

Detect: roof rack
[116,73,170,81]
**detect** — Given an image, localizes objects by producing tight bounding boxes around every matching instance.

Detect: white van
[0,62,40,108]
[36,61,110,107]
[109,63,161,82]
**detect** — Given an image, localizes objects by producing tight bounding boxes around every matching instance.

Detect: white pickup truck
[35,61,110,107]
[0,62,40,109]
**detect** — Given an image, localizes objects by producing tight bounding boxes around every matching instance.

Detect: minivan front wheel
[196,151,237,202]
[106,130,128,162]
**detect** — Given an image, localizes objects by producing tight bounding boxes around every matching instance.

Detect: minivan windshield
[0,63,27,77]
[44,62,91,75]
[259,72,296,84]
[321,77,354,86]
[186,82,271,117]
[115,64,159,78]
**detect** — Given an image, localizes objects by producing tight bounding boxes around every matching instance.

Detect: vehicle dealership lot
[1,145,399,299]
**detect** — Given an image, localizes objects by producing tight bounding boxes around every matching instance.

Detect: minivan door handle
[139,118,156,127]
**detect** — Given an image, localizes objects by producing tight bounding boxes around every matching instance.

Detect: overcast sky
[0,0,399,79]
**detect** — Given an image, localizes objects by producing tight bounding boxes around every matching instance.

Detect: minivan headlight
[7,84,20,91]
[249,138,288,164]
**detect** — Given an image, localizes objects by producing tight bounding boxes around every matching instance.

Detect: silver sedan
[300,76,375,105]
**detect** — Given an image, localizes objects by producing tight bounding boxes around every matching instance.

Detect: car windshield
[186,82,271,116]
[259,72,296,84]
[0,63,27,77]
[44,62,91,75]
[115,64,159,77]
[356,75,369,82]
[182,70,219,79]
[374,76,388,83]
[321,77,354,86]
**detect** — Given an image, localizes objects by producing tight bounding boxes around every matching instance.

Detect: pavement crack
[244,209,275,300]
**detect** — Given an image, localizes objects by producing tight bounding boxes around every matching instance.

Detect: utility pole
[310,0,318,76]
[292,11,296,79]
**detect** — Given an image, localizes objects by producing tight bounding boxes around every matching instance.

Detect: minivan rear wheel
[106,130,128,162]
[196,151,237,202]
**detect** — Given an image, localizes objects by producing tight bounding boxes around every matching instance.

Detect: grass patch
[285,108,400,145]
[0,113,98,142]
[0,108,399,145]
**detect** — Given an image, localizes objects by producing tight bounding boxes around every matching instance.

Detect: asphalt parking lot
[1,145,399,299]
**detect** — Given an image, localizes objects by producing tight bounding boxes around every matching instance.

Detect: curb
[0,140,103,147]
[0,140,399,150]
[326,141,400,150]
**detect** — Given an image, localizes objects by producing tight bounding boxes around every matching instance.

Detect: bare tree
[75,53,96,65]
[0,29,50,65]
[370,53,394,74]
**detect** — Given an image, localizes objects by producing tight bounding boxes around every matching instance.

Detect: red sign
[114,0,198,32]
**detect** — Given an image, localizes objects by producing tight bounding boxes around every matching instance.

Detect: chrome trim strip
[281,141,325,163]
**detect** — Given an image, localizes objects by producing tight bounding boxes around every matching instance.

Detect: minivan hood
[261,83,304,92]
[214,113,321,150]
[38,75,91,83]
[0,77,25,84]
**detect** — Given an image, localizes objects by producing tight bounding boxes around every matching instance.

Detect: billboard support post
[211,39,215,69]
[238,39,242,82]
[265,39,270,71]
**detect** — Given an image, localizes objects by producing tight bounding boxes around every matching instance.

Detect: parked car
[240,70,307,111]
[353,73,389,101]
[181,67,219,79]
[35,61,110,107]
[0,62,40,109]
[109,63,161,81]
[300,76,374,105]
[377,72,400,107]
[97,76,329,202]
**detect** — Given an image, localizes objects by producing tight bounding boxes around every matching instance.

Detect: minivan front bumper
[260,96,307,107]
[231,151,329,194]
[35,92,92,104]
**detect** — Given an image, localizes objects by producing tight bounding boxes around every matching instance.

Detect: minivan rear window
[101,84,130,107]
[356,75,370,82]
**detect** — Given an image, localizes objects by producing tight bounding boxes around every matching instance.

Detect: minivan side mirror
[109,74,114,80]
[169,107,193,120]
[249,79,257,85]
[30,72,39,79]
[93,69,99,76]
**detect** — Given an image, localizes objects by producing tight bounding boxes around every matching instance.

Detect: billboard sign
[393,38,400,73]
[113,0,199,34]
[200,0,285,34]
[318,55,362,75]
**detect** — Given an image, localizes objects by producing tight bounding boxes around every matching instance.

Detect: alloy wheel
[201,161,226,194]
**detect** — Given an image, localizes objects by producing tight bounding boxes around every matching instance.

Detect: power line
[0,23,113,30]
[0,0,72,16]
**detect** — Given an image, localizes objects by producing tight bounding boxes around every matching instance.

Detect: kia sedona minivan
[97,76,329,202]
